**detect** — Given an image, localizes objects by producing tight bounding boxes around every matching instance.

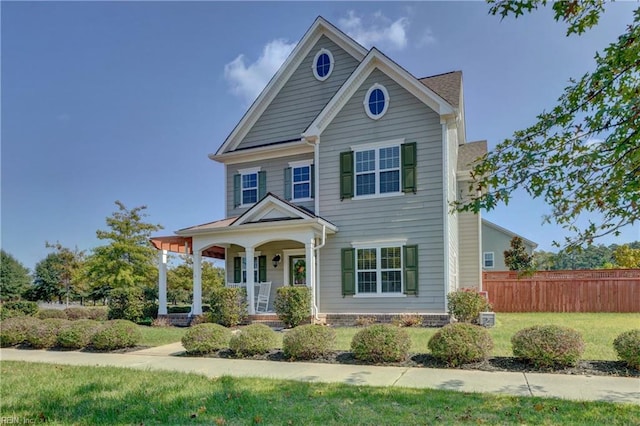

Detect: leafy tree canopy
[0,250,30,301]
[167,256,224,305]
[26,243,85,303]
[504,237,534,271]
[83,201,162,294]
[533,241,640,270]
[457,1,639,250]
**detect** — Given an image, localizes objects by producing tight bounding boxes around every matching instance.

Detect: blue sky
[2,2,638,270]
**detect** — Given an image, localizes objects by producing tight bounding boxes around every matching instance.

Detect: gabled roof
[419,71,462,108]
[215,17,368,156]
[458,140,487,171]
[482,219,538,249]
[176,217,238,234]
[303,48,456,138]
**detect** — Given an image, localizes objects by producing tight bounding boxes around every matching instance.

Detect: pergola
[150,236,225,315]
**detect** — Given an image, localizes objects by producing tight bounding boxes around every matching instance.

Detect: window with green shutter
[401,142,417,193]
[340,151,354,200]
[403,245,418,295]
[341,248,355,296]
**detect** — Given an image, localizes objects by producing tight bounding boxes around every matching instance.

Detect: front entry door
[290,255,306,286]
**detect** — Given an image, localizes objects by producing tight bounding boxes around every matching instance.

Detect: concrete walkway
[1,344,638,405]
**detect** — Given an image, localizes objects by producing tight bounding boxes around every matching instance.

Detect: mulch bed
[178,349,639,378]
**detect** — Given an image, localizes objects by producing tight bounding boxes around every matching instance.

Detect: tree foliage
[456,2,639,250]
[0,250,30,301]
[503,237,534,271]
[83,201,162,296]
[167,256,224,305]
[610,245,640,268]
[533,241,640,270]
[27,243,85,303]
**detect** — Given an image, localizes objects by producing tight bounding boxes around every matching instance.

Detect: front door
[290,255,306,286]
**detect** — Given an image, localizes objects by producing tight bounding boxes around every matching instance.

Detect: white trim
[351,239,407,248]
[353,294,407,299]
[211,140,312,165]
[238,168,260,208]
[237,166,261,175]
[353,245,404,296]
[233,193,315,226]
[312,48,334,81]
[350,138,405,152]
[442,121,450,310]
[284,249,306,287]
[288,159,313,168]
[215,17,367,156]
[352,192,403,201]
[363,83,389,120]
[483,252,495,269]
[303,48,455,138]
[352,143,402,198]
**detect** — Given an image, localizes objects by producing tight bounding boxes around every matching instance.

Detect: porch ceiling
[150,236,225,259]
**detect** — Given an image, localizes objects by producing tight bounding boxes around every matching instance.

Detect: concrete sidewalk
[1,344,638,405]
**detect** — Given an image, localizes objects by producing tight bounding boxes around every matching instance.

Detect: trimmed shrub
[447,289,491,323]
[143,302,158,320]
[168,306,192,314]
[613,329,640,370]
[182,323,231,354]
[0,316,40,347]
[87,307,108,321]
[108,288,145,322]
[283,324,336,360]
[511,325,585,368]
[57,319,101,349]
[189,313,213,326]
[351,324,411,363]
[37,309,68,320]
[25,319,70,349]
[64,307,91,320]
[91,320,142,350]
[0,308,25,321]
[229,323,277,357]
[274,286,311,328]
[3,301,38,317]
[210,287,247,327]
[428,323,494,366]
[392,313,423,327]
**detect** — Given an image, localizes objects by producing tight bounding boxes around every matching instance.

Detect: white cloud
[338,11,410,51]
[224,39,297,104]
[417,28,437,47]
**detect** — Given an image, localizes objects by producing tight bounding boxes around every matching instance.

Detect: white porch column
[246,247,256,315]
[158,250,168,315]
[305,239,316,315]
[192,251,203,315]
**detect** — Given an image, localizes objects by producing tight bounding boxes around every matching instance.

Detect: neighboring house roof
[457,140,487,171]
[482,219,538,249]
[419,71,462,109]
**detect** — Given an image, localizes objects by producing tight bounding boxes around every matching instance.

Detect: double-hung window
[242,256,259,283]
[284,161,314,201]
[354,145,400,197]
[483,252,495,269]
[234,167,265,208]
[242,173,258,205]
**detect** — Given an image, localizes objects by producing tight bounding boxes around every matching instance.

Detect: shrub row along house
[151,17,534,324]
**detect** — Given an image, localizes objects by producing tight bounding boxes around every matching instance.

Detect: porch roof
[149,236,225,259]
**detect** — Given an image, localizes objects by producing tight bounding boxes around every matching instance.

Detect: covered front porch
[151,194,337,318]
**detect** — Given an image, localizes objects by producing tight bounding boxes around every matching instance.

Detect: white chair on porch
[255,281,271,313]
[226,282,245,288]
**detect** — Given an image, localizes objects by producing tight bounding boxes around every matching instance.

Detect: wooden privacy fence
[482,269,640,312]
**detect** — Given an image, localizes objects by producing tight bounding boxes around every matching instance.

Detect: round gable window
[313,49,333,81]
[364,83,389,120]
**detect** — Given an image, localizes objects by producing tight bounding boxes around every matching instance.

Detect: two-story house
[152,17,488,325]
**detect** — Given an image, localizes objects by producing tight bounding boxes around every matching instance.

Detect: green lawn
[141,313,639,361]
[1,361,637,425]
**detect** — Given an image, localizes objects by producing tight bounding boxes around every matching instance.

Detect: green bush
[25,319,70,349]
[64,307,91,320]
[274,286,311,328]
[613,329,640,370]
[108,288,145,322]
[181,323,231,354]
[229,323,277,357]
[447,289,491,323]
[37,309,68,320]
[57,319,101,349]
[0,308,25,321]
[0,316,40,347]
[87,307,108,321]
[511,325,585,368]
[283,324,336,360]
[143,302,158,320]
[351,324,411,363]
[168,306,191,314]
[428,323,494,366]
[91,320,142,350]
[3,301,38,317]
[210,287,247,327]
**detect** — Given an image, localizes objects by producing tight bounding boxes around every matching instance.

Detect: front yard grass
[138,313,639,360]
[1,361,637,425]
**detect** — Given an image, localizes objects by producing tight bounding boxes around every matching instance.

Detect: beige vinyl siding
[225,153,314,217]
[237,36,360,150]
[317,69,447,313]
[458,211,481,288]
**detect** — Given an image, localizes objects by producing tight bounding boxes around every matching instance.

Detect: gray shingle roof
[457,140,487,171]
[419,71,462,108]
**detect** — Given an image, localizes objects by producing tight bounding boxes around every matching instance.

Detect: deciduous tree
[456,1,639,250]
[0,250,30,301]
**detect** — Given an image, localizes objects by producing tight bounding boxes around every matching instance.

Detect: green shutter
[258,256,267,282]
[403,245,418,295]
[258,171,267,200]
[310,164,315,199]
[402,142,417,193]
[341,248,356,296]
[233,257,242,283]
[284,167,292,200]
[340,151,354,200]
[233,174,241,207]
